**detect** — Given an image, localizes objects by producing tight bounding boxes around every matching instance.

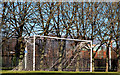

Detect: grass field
[0,71,120,75]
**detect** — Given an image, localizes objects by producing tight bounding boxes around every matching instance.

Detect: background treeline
[0,2,119,71]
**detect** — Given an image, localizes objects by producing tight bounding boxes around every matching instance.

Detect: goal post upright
[90,41,92,72]
[25,41,27,69]
[24,36,28,70]
[33,35,35,71]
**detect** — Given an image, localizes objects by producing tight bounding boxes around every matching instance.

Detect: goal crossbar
[25,35,92,42]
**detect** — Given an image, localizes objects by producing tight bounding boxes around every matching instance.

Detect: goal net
[24,35,92,72]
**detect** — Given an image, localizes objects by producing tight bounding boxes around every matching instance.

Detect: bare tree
[1,2,119,71]
[1,2,36,69]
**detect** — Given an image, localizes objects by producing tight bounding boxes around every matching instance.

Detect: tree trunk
[106,58,108,72]
[58,40,62,71]
[76,55,79,71]
[116,40,120,72]
[40,39,46,71]
[15,38,20,66]
[106,43,110,72]
[92,59,94,72]
[117,54,120,72]
[118,59,120,72]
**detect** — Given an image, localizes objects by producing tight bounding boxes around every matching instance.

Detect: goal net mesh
[25,36,92,71]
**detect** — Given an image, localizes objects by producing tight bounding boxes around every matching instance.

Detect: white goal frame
[25,35,92,72]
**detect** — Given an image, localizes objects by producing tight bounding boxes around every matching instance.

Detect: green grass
[0,67,13,70]
[0,71,120,75]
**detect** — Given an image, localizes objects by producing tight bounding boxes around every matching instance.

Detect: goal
[24,35,92,72]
